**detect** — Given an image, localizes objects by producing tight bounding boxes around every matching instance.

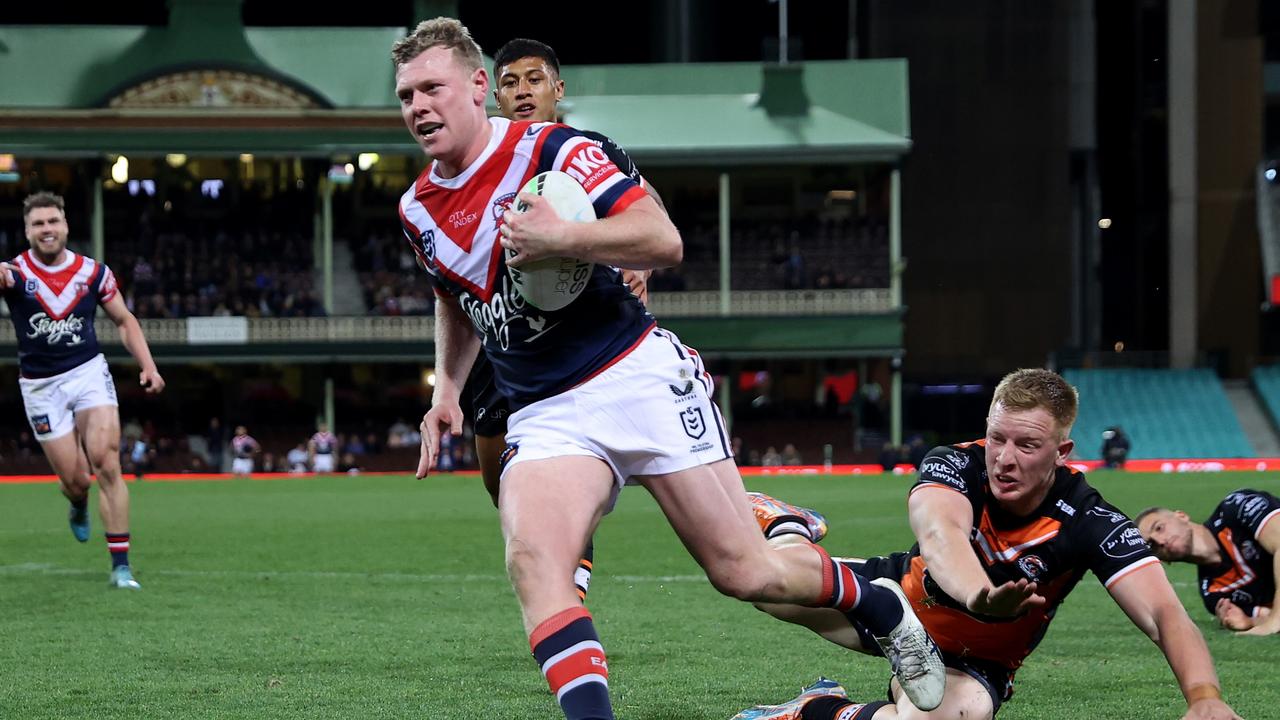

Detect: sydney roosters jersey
[2,250,118,378]
[903,441,1159,670]
[1197,489,1280,618]
[232,434,259,459]
[399,117,651,408]
[310,431,336,455]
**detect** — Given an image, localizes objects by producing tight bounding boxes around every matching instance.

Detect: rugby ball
[505,170,596,311]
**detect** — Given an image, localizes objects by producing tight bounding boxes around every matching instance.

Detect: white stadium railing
[0,289,893,347]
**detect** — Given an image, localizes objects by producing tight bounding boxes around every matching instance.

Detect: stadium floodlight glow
[166,153,188,168]
[1098,218,1112,229]
[358,153,380,171]
[344,162,355,175]
[110,156,129,183]
[240,153,254,164]
[1267,168,1277,182]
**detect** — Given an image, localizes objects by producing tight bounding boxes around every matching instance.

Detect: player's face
[1137,510,1195,562]
[984,403,1073,515]
[494,57,564,122]
[24,206,69,259]
[395,46,490,169]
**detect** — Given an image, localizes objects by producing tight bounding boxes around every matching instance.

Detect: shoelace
[883,634,933,681]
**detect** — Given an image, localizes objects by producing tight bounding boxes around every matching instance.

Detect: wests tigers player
[738,370,1241,720]
[1138,489,1280,635]
[0,191,165,590]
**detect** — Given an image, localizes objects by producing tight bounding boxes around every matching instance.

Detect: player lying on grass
[733,369,1241,720]
[1138,489,1280,635]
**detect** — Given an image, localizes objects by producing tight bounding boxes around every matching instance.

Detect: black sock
[765,514,814,542]
[802,698,891,720]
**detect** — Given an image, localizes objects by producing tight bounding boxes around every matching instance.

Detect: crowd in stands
[2,208,889,320]
[352,233,436,316]
[114,229,325,319]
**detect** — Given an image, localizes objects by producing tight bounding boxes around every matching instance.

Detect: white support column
[890,167,903,447]
[719,172,731,316]
[1168,0,1198,368]
[325,377,336,433]
[321,178,335,314]
[890,167,903,308]
[92,177,105,262]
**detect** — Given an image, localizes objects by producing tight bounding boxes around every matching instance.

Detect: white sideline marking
[0,563,706,584]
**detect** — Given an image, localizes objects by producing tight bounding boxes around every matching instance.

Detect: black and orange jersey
[1197,489,1280,618]
[903,441,1159,670]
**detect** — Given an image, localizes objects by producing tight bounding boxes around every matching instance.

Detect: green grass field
[2,470,1278,719]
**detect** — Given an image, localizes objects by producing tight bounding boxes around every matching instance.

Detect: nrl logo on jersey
[27,313,85,345]
[23,279,38,296]
[417,229,436,267]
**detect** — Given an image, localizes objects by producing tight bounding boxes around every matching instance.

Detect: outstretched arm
[101,294,164,393]
[908,485,1045,616]
[1109,563,1242,720]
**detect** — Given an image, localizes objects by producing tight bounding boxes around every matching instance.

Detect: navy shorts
[467,355,510,438]
[844,553,1014,714]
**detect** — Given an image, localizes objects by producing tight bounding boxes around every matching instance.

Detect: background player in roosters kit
[0,191,165,590]
[1138,490,1280,635]
[309,421,337,474]
[395,18,943,720]
[230,425,260,479]
[735,370,1240,720]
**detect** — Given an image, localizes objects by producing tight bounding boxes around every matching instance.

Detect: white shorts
[19,354,118,441]
[502,327,730,493]
[313,454,335,473]
[232,457,254,475]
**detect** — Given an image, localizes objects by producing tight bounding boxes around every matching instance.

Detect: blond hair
[391,17,484,72]
[990,368,1079,438]
[23,191,65,219]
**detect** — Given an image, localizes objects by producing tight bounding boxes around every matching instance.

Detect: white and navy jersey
[1198,489,1280,618]
[232,434,259,459]
[310,431,336,455]
[399,117,652,409]
[2,250,118,378]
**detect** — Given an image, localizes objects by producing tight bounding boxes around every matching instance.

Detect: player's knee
[504,536,546,587]
[703,556,773,601]
[87,449,119,474]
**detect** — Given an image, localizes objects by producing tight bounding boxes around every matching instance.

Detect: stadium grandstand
[2,2,1280,717]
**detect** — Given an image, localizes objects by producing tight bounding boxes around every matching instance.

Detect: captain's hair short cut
[492,38,561,77]
[391,17,484,72]
[1134,506,1173,527]
[989,368,1079,439]
[23,191,65,219]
